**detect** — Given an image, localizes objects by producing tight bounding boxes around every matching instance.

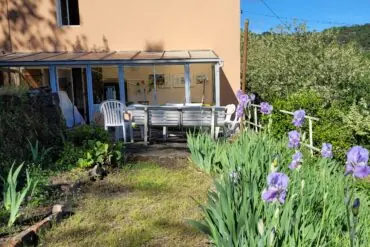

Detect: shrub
[188,131,370,246]
[269,90,356,160]
[0,90,65,173]
[66,124,111,147]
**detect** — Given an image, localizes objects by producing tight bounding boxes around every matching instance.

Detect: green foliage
[327,24,370,51]
[77,141,112,169]
[1,163,38,227]
[341,99,370,149]
[269,90,355,159]
[0,92,65,172]
[27,139,53,167]
[187,132,225,173]
[66,124,111,147]
[188,131,370,246]
[247,23,370,104]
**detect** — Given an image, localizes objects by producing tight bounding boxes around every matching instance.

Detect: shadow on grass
[153,218,201,236]
[80,180,171,199]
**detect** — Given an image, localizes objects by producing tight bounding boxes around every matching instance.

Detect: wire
[259,0,291,30]
[244,10,351,26]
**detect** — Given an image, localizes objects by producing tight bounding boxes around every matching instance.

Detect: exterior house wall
[0,0,240,104]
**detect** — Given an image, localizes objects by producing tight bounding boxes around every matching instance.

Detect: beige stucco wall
[0,0,240,104]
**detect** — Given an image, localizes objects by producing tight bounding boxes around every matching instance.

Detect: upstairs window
[58,0,80,26]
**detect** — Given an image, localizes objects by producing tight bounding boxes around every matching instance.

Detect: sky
[241,0,370,33]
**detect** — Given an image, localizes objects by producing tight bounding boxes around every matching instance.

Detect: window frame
[56,0,80,27]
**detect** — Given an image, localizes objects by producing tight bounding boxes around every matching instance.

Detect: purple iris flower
[292,109,306,127]
[260,102,273,115]
[288,130,300,148]
[321,143,333,158]
[240,94,250,107]
[289,151,303,169]
[262,172,289,204]
[236,104,244,118]
[345,146,370,179]
[236,90,243,98]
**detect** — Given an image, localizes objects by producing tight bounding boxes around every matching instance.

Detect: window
[58,0,80,26]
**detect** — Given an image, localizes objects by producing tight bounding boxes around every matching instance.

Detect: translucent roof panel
[0,53,37,61]
[102,51,139,60]
[189,50,218,59]
[0,50,220,66]
[74,52,113,60]
[43,52,90,61]
[10,52,64,61]
[163,51,190,59]
[133,52,164,60]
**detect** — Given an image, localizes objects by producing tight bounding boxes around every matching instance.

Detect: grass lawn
[40,162,212,247]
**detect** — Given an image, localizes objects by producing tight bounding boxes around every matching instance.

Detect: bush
[66,124,111,147]
[188,131,370,246]
[269,90,355,159]
[0,90,65,173]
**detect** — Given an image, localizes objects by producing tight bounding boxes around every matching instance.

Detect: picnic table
[127,104,226,145]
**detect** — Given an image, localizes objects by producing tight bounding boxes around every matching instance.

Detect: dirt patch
[126,143,190,169]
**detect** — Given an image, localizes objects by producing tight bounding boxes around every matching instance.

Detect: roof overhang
[0,50,222,67]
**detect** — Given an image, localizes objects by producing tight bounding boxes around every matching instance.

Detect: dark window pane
[68,0,80,25]
[60,0,68,25]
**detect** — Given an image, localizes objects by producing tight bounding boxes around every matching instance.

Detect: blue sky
[241,0,370,33]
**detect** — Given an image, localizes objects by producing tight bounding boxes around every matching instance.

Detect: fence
[245,104,320,155]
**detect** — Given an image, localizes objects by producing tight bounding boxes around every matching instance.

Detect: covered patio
[0,50,232,143]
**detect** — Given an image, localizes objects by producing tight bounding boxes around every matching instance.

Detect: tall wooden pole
[240,20,249,131]
[241,20,248,92]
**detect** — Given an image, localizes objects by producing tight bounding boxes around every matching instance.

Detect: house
[0,0,240,123]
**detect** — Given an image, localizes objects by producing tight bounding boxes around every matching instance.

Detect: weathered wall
[0,0,240,103]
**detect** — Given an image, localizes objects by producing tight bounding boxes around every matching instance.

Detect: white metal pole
[118,64,126,104]
[153,65,157,105]
[214,63,221,106]
[86,65,94,123]
[309,119,314,155]
[184,64,191,104]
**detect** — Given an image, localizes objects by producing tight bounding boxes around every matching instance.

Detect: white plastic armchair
[215,104,236,138]
[100,100,133,143]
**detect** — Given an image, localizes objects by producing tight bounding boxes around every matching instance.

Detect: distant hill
[325,24,370,51]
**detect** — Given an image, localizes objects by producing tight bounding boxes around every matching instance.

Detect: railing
[245,104,320,155]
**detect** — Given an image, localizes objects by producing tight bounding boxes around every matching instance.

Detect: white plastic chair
[215,104,237,138]
[100,100,133,143]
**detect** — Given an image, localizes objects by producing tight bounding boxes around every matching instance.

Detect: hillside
[326,23,370,51]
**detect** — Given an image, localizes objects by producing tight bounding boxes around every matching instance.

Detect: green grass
[40,162,212,247]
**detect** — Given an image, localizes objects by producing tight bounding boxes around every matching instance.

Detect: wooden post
[254,106,258,132]
[240,20,249,131]
[241,20,249,93]
[309,118,313,156]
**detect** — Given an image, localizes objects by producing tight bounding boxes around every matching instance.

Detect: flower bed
[188,121,370,246]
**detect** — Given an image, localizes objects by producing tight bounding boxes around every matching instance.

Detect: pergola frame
[0,50,223,123]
